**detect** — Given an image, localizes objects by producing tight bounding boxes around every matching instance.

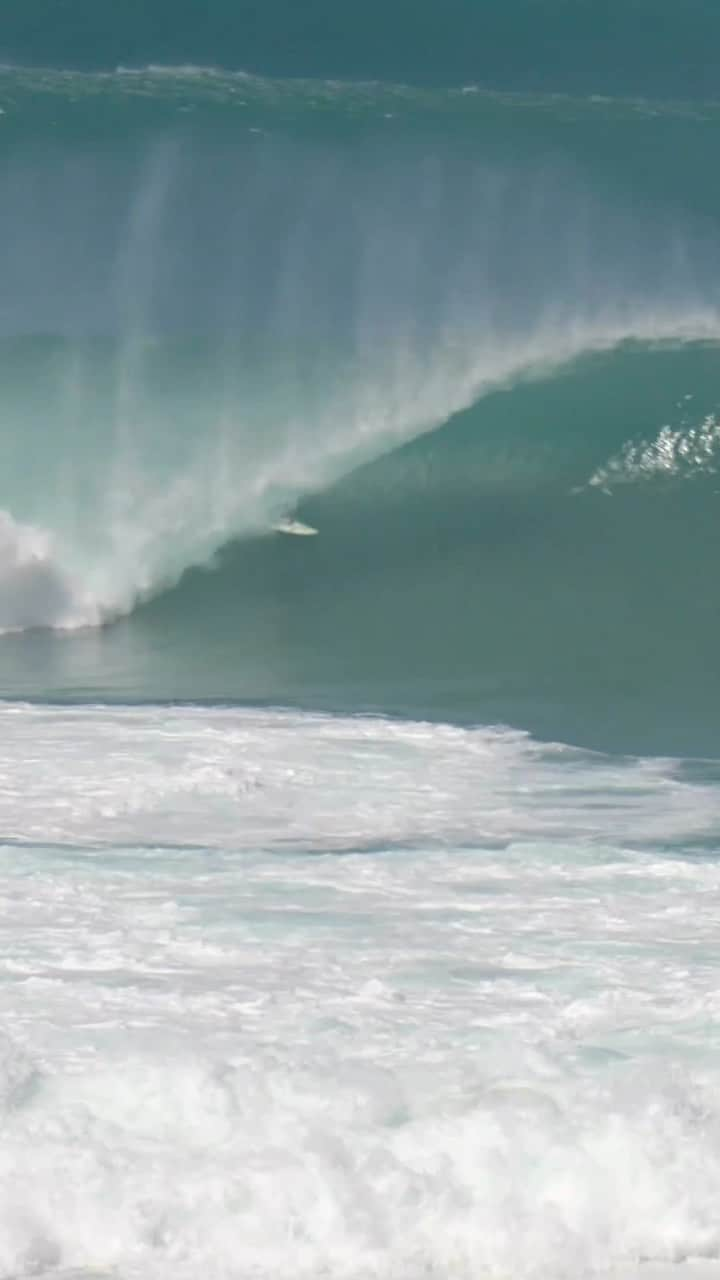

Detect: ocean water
[2,6,720,1278]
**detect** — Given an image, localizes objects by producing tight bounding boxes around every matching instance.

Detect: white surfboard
[272,517,318,537]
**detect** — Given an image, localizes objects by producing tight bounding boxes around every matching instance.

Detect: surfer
[273,514,318,536]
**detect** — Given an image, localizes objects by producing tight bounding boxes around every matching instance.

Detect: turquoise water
[1,66,720,751]
[7,0,720,98]
[3,16,720,1279]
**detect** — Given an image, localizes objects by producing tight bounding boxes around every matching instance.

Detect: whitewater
[3,23,720,1280]
[2,703,720,1280]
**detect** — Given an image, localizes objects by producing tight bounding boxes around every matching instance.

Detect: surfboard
[272,518,318,537]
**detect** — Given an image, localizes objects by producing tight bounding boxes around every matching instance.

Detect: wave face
[2,65,720,750]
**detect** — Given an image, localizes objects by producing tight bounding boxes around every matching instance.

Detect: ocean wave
[3,63,720,143]
[6,0,720,99]
[2,51,720,748]
[0,327,718,637]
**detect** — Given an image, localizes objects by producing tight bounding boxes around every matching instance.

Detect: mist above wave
[1,105,719,631]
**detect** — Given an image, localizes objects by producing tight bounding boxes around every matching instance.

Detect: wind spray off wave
[1,70,720,630]
[0,512,94,633]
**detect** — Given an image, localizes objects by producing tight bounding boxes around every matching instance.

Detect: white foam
[587,412,720,491]
[1,705,720,1278]
[0,702,718,850]
[4,117,720,633]
[0,511,99,634]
